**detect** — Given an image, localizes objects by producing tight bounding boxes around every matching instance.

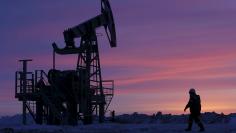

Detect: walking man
[184,88,205,132]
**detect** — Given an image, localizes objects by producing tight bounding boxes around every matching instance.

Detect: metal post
[15,72,18,96]
[94,38,105,123]
[19,59,32,125]
[85,40,92,124]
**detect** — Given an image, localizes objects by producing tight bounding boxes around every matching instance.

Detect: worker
[111,110,115,122]
[184,88,205,132]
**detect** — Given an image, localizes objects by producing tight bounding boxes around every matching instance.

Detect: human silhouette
[184,88,205,132]
[111,110,115,122]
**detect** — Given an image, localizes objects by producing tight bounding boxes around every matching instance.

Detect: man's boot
[185,122,192,131]
[198,122,205,132]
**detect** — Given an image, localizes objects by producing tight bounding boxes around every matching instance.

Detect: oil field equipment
[15,0,116,125]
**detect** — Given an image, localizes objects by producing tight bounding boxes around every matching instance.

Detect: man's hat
[189,88,196,94]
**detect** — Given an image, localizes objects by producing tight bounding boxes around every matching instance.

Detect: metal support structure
[18,59,32,125]
[76,33,106,123]
[15,0,116,125]
[51,0,116,124]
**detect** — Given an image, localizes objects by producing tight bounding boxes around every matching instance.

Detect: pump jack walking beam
[52,0,116,55]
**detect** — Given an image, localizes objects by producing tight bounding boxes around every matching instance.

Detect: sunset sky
[1,0,236,116]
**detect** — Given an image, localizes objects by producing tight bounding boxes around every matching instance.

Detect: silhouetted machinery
[15,0,116,125]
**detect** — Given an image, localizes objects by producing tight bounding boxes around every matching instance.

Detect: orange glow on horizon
[111,88,236,115]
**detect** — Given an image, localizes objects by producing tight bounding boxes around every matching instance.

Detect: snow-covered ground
[0,113,235,133]
[0,122,236,133]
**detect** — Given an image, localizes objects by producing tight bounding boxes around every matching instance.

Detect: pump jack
[15,0,116,125]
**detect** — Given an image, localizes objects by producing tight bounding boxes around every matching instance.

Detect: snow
[0,113,235,133]
[0,123,235,133]
[0,114,34,126]
[114,112,230,124]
